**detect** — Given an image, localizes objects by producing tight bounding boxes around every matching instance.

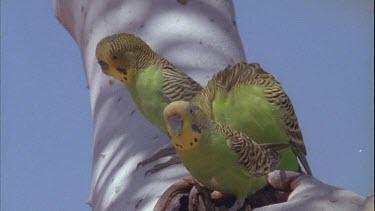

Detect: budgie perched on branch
[96,33,202,173]
[163,62,312,209]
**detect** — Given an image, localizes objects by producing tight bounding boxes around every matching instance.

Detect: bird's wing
[161,60,203,102]
[210,62,312,175]
[211,121,289,177]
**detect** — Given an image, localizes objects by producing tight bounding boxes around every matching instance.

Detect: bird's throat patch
[171,123,202,152]
[110,66,134,84]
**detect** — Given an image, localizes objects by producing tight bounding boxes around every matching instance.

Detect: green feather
[179,130,268,197]
[96,33,202,133]
[128,67,169,132]
[164,62,312,197]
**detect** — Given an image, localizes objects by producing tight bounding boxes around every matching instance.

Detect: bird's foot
[155,179,254,210]
[227,198,248,211]
[136,145,177,170]
[155,179,222,211]
[144,156,181,176]
[188,183,217,210]
[155,178,290,211]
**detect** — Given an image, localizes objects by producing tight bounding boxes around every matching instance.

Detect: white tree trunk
[54,0,246,210]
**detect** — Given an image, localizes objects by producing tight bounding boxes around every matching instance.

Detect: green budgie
[96,33,202,172]
[163,62,312,208]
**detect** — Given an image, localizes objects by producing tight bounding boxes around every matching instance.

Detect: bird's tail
[292,148,313,175]
[259,143,290,172]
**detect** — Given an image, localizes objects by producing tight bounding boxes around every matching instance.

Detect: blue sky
[1,1,373,210]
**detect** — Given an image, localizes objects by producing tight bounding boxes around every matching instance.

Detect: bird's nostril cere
[98,60,109,69]
[98,61,110,75]
[168,114,183,136]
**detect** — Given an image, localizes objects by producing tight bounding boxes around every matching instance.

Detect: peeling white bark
[257,171,373,211]
[54,0,245,210]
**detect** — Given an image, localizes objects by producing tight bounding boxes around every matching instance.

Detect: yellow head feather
[163,101,204,152]
[95,33,156,84]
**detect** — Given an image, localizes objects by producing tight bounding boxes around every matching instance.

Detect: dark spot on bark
[167,133,171,139]
[113,55,117,60]
[210,18,215,22]
[190,142,193,146]
[117,98,121,102]
[194,138,198,142]
[140,24,144,28]
[135,199,143,208]
[109,79,114,86]
[130,109,136,116]
[177,0,188,5]
[329,199,337,203]
[124,77,128,81]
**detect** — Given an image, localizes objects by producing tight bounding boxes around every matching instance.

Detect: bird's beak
[98,60,110,75]
[167,113,183,136]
